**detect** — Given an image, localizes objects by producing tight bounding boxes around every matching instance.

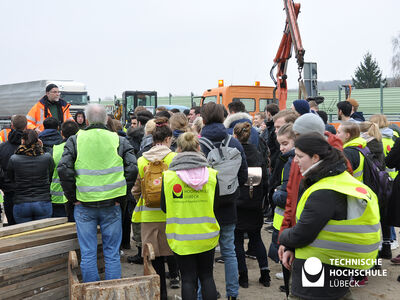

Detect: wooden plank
[0,218,67,238]
[23,285,68,300]
[6,279,68,300]
[0,226,77,254]
[1,269,67,299]
[0,239,80,269]
[0,253,67,276]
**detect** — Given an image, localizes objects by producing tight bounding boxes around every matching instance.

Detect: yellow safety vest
[131,152,176,223]
[0,192,3,203]
[75,129,126,202]
[273,168,286,231]
[50,142,67,204]
[295,171,380,270]
[164,168,220,255]
[343,137,366,182]
[382,137,398,179]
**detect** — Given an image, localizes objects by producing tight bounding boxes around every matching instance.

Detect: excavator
[201,0,307,112]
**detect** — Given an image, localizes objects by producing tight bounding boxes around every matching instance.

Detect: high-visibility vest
[0,129,11,143]
[273,168,286,231]
[295,171,380,270]
[382,137,398,179]
[50,142,67,204]
[26,98,73,131]
[164,168,220,255]
[343,137,366,182]
[0,192,3,203]
[75,129,126,202]
[131,152,176,223]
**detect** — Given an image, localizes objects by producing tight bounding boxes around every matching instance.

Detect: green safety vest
[50,142,67,204]
[164,168,220,255]
[295,171,380,270]
[131,152,176,223]
[0,192,3,203]
[273,167,286,231]
[382,137,398,179]
[343,137,366,182]
[75,129,126,202]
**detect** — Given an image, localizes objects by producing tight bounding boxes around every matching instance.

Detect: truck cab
[201,82,277,116]
[116,91,157,124]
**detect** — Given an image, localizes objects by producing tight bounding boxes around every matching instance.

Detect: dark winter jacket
[385,138,400,226]
[351,111,365,122]
[224,112,259,146]
[7,150,54,204]
[58,125,138,209]
[363,136,385,167]
[236,143,268,231]
[265,120,280,171]
[200,122,248,225]
[0,130,23,192]
[127,126,145,158]
[138,133,153,158]
[38,129,63,152]
[272,149,295,209]
[279,162,350,300]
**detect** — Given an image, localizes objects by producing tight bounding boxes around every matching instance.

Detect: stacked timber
[0,218,102,300]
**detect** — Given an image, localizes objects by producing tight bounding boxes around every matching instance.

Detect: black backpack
[351,146,393,217]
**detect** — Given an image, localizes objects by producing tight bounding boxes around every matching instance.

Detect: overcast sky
[1,0,399,100]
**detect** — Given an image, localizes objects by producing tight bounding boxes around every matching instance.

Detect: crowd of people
[1,83,400,300]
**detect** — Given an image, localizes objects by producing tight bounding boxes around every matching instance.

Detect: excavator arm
[270,0,305,110]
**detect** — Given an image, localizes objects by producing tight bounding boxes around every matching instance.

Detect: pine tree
[352,52,386,88]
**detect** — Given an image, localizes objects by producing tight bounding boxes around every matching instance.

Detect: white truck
[0,80,89,127]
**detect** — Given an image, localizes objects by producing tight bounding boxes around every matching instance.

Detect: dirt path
[121,227,400,300]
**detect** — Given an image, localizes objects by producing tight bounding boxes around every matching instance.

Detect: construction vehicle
[0,80,89,128]
[201,0,306,112]
[114,91,157,124]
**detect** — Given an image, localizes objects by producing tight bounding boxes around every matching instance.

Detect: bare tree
[391,32,400,87]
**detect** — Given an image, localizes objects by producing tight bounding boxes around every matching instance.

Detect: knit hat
[292,99,310,115]
[46,83,58,93]
[293,113,325,136]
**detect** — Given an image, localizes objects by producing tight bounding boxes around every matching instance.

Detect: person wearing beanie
[292,113,325,136]
[26,83,73,131]
[291,100,310,116]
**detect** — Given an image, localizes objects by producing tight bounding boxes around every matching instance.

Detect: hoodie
[161,151,220,213]
[38,129,63,152]
[224,112,259,146]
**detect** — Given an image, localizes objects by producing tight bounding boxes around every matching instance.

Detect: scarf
[15,143,44,156]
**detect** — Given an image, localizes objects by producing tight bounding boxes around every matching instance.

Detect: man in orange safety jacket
[26,83,73,131]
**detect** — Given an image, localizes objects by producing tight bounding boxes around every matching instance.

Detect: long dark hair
[22,129,39,148]
[295,133,346,180]
[152,117,172,143]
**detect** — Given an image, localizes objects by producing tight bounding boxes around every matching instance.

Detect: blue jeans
[220,224,239,298]
[74,204,122,282]
[13,201,52,224]
[391,226,397,241]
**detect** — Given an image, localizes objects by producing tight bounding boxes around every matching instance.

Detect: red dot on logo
[173,184,182,193]
[356,187,368,194]
[387,145,391,152]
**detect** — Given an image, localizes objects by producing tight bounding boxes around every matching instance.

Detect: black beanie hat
[46,83,58,93]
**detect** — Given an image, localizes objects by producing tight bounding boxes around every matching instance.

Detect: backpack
[199,135,242,196]
[141,160,168,208]
[351,146,393,216]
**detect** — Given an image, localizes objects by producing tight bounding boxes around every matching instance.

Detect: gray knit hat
[293,113,325,136]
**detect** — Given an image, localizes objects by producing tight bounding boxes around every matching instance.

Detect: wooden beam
[0,218,68,238]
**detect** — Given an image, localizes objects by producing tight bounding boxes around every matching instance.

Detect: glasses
[49,91,61,94]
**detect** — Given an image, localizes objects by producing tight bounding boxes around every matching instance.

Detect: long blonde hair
[370,114,389,129]
[359,121,382,141]
[169,112,189,132]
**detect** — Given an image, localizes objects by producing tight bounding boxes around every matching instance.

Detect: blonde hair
[233,122,251,144]
[192,116,204,135]
[369,114,389,129]
[277,123,296,140]
[144,119,156,135]
[169,112,189,132]
[359,121,382,141]
[177,132,200,152]
[339,121,360,143]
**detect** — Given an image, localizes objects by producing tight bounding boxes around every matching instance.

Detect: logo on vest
[302,257,325,287]
[172,184,183,199]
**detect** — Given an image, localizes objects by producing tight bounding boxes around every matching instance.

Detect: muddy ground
[121,227,400,300]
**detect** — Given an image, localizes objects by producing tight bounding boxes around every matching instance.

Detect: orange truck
[201,81,276,117]
[201,1,305,114]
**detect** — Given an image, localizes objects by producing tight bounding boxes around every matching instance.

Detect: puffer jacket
[7,150,54,204]
[58,124,138,208]
[0,130,23,192]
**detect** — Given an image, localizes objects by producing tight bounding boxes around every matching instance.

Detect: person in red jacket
[278,113,352,261]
